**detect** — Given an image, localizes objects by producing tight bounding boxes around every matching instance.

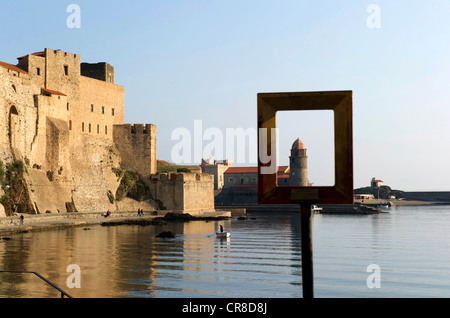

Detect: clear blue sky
[1,0,449,190]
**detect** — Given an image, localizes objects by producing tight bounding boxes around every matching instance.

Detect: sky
[0,0,449,190]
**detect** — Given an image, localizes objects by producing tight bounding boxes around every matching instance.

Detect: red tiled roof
[292,138,306,150]
[277,166,289,174]
[225,167,258,174]
[0,61,28,74]
[225,166,290,174]
[17,51,45,60]
[41,88,67,96]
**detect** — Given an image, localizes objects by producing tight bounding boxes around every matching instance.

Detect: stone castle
[0,48,214,216]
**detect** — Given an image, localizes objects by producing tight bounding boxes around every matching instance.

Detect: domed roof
[291,138,306,150]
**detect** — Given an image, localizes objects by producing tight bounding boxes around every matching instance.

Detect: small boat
[216,231,231,238]
[311,205,323,213]
[216,224,230,238]
[377,204,389,209]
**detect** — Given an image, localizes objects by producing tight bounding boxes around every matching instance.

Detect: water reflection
[0,213,301,298]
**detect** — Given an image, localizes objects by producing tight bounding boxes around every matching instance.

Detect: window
[97,124,99,134]
[91,104,94,112]
[67,102,70,111]
[102,106,105,114]
[111,108,115,116]
[64,65,69,76]
[82,122,85,132]
[89,123,91,133]
[36,68,41,76]
[105,125,108,135]
[69,120,72,130]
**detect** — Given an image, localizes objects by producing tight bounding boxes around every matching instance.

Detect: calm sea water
[0,205,449,298]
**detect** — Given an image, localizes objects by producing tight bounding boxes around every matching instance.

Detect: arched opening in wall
[9,106,20,152]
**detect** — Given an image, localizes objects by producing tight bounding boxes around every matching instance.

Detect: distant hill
[354,185,406,200]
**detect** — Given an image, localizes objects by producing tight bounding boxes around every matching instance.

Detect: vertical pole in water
[300,204,314,298]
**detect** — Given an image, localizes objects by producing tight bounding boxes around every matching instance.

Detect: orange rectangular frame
[257,91,354,205]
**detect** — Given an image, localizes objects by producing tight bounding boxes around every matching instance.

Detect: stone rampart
[148,173,214,214]
[404,191,450,202]
[113,124,156,176]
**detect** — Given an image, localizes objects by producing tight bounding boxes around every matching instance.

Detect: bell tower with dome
[288,138,310,186]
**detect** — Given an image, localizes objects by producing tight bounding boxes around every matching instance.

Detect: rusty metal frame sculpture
[257,90,354,298]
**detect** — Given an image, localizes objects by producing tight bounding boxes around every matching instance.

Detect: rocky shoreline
[100,212,231,227]
[0,211,232,236]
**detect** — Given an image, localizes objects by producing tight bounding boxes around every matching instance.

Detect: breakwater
[404,191,450,202]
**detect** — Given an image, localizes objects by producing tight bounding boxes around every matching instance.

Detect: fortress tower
[113,124,157,176]
[288,138,310,186]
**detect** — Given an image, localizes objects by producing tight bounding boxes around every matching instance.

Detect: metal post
[300,205,314,298]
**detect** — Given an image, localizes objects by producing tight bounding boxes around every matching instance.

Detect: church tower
[288,138,310,186]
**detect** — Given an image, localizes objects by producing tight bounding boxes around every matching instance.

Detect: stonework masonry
[148,173,214,213]
[0,48,215,216]
[113,124,156,176]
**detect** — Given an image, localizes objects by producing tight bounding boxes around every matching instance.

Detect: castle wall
[149,173,185,211]
[27,55,46,89]
[0,66,36,160]
[81,62,115,83]
[43,49,81,100]
[45,117,70,171]
[149,173,214,213]
[224,172,257,188]
[78,76,124,140]
[113,124,156,176]
[182,173,214,212]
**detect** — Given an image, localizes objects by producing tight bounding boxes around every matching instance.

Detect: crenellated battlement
[50,49,79,60]
[149,172,214,213]
[130,124,155,134]
[151,172,213,183]
[115,124,156,135]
